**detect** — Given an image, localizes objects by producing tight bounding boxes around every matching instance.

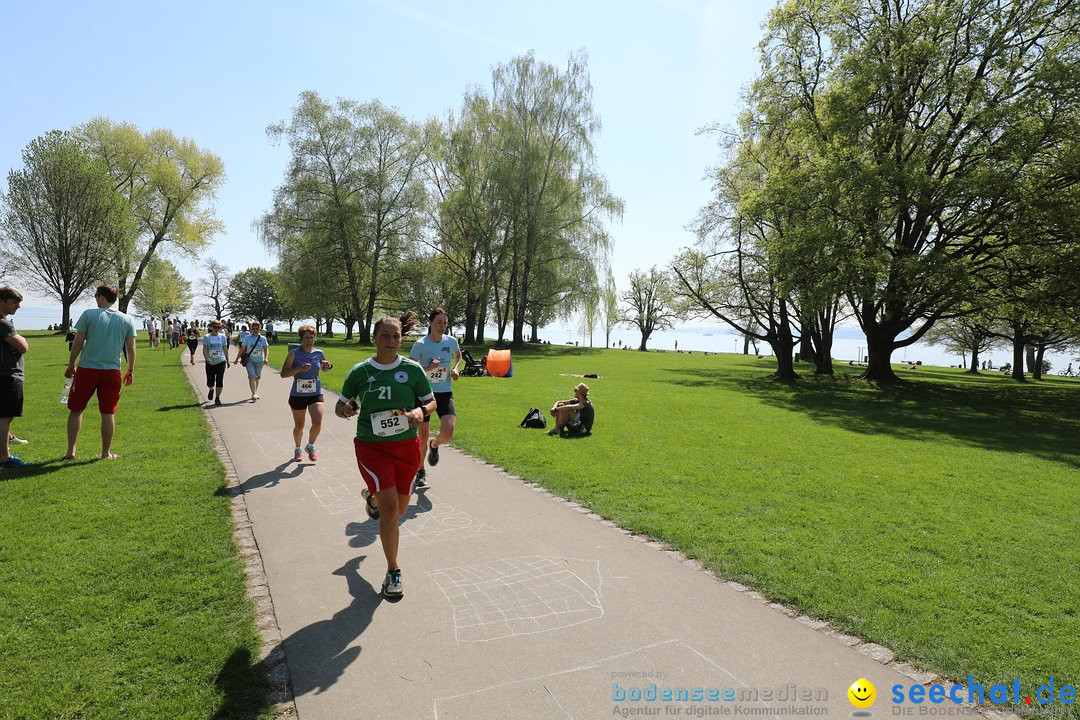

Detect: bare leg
[550,407,574,434]
[101,413,117,459]
[66,410,84,458]
[418,421,430,471]
[433,414,456,447]
[306,402,324,445]
[291,408,306,447]
[0,417,11,459]
[376,488,403,570]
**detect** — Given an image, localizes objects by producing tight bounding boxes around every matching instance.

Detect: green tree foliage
[489,52,622,345]
[355,100,429,340]
[753,0,1080,382]
[132,257,192,320]
[226,267,285,325]
[78,118,224,313]
[622,267,678,351]
[688,0,1080,383]
[922,314,1005,373]
[261,92,365,332]
[1,130,129,329]
[425,94,505,344]
[262,93,427,343]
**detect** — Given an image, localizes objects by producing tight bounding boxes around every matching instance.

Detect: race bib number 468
[370,409,409,437]
[294,378,317,395]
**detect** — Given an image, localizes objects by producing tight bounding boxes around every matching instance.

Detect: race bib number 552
[370,409,409,437]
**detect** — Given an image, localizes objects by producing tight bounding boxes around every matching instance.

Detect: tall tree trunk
[968,341,980,373]
[862,342,899,382]
[799,328,814,362]
[809,315,835,375]
[1033,346,1046,381]
[1010,326,1026,381]
[1025,345,1037,375]
[769,308,799,381]
[475,303,487,344]
[638,326,653,351]
[463,299,477,345]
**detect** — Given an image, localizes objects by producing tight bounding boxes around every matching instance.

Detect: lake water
[545,323,1076,372]
[15,306,1074,372]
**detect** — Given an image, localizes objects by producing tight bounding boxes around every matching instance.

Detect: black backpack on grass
[519,407,547,429]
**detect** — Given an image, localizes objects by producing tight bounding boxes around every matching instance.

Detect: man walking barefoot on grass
[0,287,31,467]
[64,285,137,460]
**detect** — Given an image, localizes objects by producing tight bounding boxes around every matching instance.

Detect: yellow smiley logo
[848,678,876,708]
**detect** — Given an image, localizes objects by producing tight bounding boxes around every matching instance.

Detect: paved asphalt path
[184,354,932,720]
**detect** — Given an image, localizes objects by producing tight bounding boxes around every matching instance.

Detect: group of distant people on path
[6,292,596,604]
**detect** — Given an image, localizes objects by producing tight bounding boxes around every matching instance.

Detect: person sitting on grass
[548,382,594,437]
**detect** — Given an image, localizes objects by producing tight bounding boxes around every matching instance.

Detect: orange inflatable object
[486,349,513,377]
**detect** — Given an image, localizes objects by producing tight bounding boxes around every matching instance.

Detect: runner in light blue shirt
[407,307,461,488]
[234,321,270,402]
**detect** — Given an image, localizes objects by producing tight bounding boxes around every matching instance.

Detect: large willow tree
[262,92,427,343]
[489,52,622,346]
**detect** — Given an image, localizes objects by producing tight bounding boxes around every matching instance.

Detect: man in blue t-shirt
[64,284,137,460]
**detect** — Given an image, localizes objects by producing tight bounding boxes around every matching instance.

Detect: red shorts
[354,436,421,496]
[68,368,123,414]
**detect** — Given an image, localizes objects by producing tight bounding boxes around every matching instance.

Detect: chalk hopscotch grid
[429,556,603,642]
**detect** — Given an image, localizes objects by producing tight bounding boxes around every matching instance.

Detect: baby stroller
[461,350,485,377]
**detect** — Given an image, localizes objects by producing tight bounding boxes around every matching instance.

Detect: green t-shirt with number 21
[339,356,434,442]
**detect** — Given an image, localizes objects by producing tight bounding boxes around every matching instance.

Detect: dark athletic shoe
[414,468,428,489]
[427,441,439,466]
[362,488,380,520]
[381,569,403,599]
[0,455,31,467]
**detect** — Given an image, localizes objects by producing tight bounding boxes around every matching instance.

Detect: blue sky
[3,1,1075,368]
[1,0,770,311]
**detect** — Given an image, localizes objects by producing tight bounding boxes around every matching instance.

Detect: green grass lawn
[304,334,1079,707]
[0,332,268,720]
[5,329,1076,717]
